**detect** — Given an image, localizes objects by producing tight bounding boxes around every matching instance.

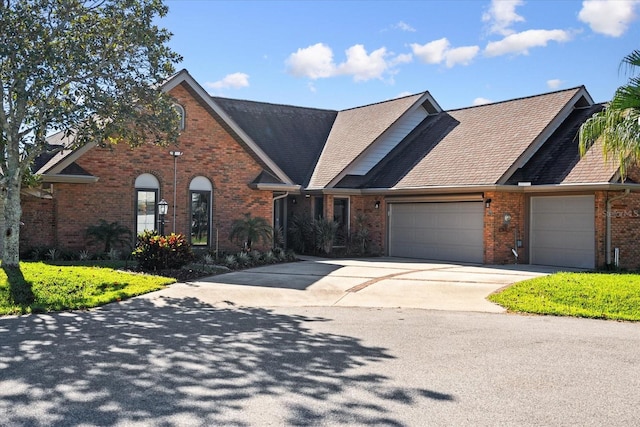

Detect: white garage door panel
[389,202,484,263]
[530,196,595,269]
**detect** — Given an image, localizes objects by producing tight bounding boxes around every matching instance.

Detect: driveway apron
[143,257,557,312]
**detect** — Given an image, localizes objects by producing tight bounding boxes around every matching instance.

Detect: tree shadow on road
[0,297,454,425]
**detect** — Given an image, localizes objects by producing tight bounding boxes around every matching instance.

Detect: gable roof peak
[339,91,432,113]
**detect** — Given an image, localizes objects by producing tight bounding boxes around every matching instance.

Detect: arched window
[189,177,212,246]
[135,173,160,235]
[174,103,186,130]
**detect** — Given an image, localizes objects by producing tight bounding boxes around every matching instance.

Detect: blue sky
[162,0,640,111]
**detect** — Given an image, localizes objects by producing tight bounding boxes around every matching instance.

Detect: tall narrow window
[135,174,160,235]
[189,177,213,247]
[333,198,349,247]
[174,103,186,130]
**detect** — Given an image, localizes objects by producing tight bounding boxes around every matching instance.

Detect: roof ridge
[211,95,337,113]
[446,86,585,113]
[339,91,427,112]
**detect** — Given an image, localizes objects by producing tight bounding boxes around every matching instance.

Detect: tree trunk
[2,175,22,267]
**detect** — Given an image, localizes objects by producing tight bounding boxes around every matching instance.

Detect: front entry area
[529,195,595,269]
[388,202,484,263]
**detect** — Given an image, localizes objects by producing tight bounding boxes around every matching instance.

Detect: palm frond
[620,49,640,76]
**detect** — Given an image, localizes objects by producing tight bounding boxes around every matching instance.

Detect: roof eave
[248,183,302,192]
[41,174,99,184]
[357,182,640,195]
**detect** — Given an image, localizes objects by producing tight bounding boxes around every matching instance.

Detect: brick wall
[349,195,385,254]
[19,194,55,253]
[21,82,273,255]
[606,191,640,270]
[594,191,607,268]
[484,191,526,265]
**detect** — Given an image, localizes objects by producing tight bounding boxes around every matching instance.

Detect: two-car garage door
[388,202,484,263]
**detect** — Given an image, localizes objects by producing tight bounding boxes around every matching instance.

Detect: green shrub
[314,217,339,254]
[288,213,315,254]
[236,251,251,267]
[263,250,276,264]
[86,220,132,253]
[132,231,194,271]
[224,254,238,269]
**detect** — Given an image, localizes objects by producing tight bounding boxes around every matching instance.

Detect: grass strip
[488,272,640,321]
[0,262,175,315]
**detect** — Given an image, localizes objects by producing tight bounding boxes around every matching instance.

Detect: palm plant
[579,50,640,179]
[314,217,339,254]
[228,213,273,251]
[86,220,132,253]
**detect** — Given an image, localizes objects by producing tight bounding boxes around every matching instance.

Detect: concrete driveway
[144,257,559,312]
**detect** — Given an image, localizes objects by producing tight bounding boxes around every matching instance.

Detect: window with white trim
[135,173,160,235]
[174,104,186,130]
[190,176,212,246]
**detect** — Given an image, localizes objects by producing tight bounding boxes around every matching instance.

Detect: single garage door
[530,195,595,269]
[388,202,484,263]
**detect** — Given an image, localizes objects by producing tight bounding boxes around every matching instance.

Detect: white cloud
[578,0,639,37]
[547,79,563,89]
[394,21,416,32]
[482,0,525,35]
[286,43,336,79]
[287,43,409,82]
[391,53,413,66]
[411,38,450,64]
[338,45,389,82]
[473,97,493,106]
[307,82,317,93]
[484,29,572,57]
[445,46,481,67]
[412,38,479,68]
[205,72,250,90]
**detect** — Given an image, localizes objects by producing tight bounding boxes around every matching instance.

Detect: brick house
[18,69,640,269]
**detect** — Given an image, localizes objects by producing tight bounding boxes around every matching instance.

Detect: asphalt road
[1,296,638,426]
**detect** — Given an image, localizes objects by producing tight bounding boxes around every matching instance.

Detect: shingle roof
[387,88,583,187]
[36,130,79,175]
[335,113,456,188]
[506,104,618,184]
[212,97,337,186]
[307,93,425,189]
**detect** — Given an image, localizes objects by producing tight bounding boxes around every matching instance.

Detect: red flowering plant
[132,230,194,271]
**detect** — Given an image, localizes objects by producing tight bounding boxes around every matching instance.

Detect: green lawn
[489,272,640,321]
[0,262,175,316]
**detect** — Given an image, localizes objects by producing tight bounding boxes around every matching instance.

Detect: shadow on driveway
[0,297,453,426]
[200,261,344,290]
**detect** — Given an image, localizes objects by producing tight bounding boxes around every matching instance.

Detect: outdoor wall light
[503,213,512,226]
[374,200,380,209]
[485,198,492,208]
[158,199,168,235]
